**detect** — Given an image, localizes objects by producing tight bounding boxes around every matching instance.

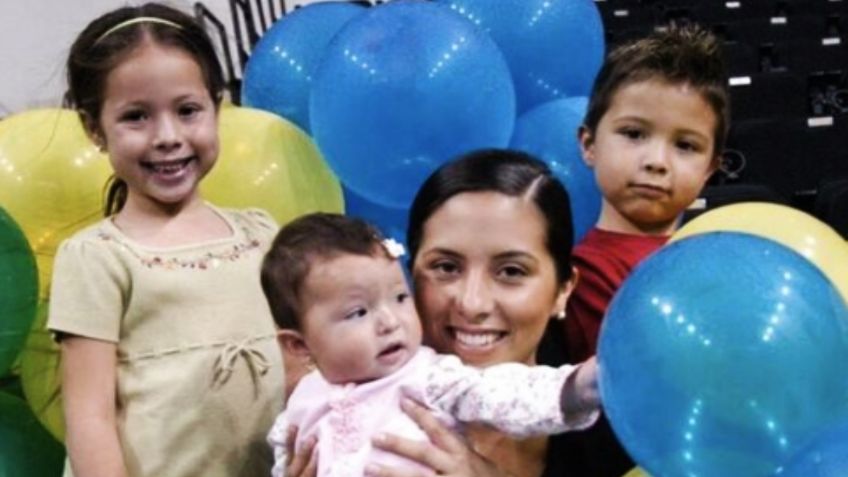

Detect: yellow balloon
[202,106,344,226]
[672,202,848,302]
[0,108,112,300]
[622,468,651,477]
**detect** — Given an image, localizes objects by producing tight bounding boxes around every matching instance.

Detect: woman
[286,149,594,477]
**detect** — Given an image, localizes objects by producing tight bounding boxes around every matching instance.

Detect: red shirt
[564,227,668,363]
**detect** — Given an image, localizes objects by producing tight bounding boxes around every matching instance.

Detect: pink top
[268,347,598,477]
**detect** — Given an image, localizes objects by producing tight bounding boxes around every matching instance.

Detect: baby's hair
[261,213,390,331]
[64,2,225,216]
[583,23,729,155]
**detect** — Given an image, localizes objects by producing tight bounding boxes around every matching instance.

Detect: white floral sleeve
[418,356,598,438]
[267,412,289,477]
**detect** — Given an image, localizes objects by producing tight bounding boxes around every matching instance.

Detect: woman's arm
[366,399,509,477]
[62,336,128,477]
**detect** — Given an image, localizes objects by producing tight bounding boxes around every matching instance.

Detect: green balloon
[0,391,64,476]
[0,207,38,376]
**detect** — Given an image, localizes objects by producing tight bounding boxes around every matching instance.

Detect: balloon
[435,0,604,113]
[599,232,848,477]
[0,392,65,476]
[343,185,409,244]
[775,421,848,476]
[0,109,113,299]
[510,97,600,242]
[310,0,515,209]
[0,209,38,376]
[203,106,344,226]
[672,202,848,304]
[19,302,64,442]
[622,468,651,477]
[242,1,366,132]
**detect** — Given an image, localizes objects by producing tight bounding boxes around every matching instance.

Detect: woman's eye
[344,308,368,320]
[498,265,528,280]
[431,260,459,275]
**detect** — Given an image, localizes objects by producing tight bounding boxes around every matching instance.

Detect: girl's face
[96,41,218,211]
[412,191,575,367]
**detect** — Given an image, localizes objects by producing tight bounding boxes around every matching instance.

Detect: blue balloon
[510,97,600,242]
[343,185,409,245]
[242,2,365,132]
[775,421,848,476]
[310,0,515,209]
[435,0,604,113]
[598,232,848,477]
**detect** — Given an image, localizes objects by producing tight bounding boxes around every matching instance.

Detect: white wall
[0,0,339,116]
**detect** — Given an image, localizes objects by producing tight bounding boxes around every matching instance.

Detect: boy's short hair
[260,213,385,330]
[583,24,729,155]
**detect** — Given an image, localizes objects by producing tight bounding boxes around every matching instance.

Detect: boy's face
[580,79,718,235]
[298,253,422,384]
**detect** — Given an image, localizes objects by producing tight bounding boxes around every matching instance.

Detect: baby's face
[299,253,422,384]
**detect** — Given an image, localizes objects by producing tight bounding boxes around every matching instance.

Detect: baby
[261,213,600,476]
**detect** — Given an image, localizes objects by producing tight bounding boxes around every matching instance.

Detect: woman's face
[412,191,575,367]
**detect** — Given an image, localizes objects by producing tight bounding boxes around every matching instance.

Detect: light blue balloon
[310,0,516,209]
[510,97,600,242]
[775,421,848,476]
[435,0,604,113]
[598,232,848,477]
[343,185,409,246]
[242,2,366,132]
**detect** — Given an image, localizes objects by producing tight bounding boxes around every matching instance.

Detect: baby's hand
[561,357,600,418]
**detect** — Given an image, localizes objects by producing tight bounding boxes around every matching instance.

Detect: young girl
[260,212,600,477]
[49,4,283,476]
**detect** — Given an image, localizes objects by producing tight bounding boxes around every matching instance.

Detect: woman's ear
[578,125,595,168]
[552,266,580,320]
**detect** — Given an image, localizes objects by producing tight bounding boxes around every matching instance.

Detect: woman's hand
[365,399,508,477]
[286,425,318,477]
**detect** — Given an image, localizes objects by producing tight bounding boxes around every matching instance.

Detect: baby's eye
[344,307,368,320]
[396,292,410,304]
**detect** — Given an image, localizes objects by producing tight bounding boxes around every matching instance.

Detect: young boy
[562,24,729,476]
[260,213,600,477]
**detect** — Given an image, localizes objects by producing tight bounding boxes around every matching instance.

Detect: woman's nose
[457,270,494,321]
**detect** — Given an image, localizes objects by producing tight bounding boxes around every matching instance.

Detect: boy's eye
[619,127,644,140]
[344,307,368,320]
[676,139,702,153]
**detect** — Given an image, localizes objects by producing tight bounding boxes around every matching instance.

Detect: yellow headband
[95,17,182,44]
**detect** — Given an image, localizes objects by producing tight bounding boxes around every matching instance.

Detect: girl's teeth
[454,330,500,347]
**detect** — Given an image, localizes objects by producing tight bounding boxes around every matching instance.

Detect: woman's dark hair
[408,148,574,284]
[64,3,225,216]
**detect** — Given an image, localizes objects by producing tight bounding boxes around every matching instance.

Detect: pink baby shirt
[268,346,598,477]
